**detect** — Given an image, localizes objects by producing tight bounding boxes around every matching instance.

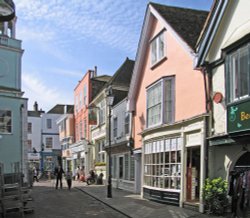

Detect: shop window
[0,110,12,133]
[144,137,182,190]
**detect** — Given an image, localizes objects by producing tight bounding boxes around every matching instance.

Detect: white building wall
[205,0,250,135]
[111,98,128,142]
[41,113,61,150]
[28,116,42,152]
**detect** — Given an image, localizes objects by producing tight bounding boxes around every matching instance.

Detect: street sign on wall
[227,100,250,134]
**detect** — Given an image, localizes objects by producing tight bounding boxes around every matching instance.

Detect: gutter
[195,0,229,68]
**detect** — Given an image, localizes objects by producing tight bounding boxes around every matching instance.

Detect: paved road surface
[7,180,127,218]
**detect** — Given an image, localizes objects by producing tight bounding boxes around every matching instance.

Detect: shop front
[110,143,135,193]
[142,115,207,212]
[27,152,40,170]
[69,141,87,175]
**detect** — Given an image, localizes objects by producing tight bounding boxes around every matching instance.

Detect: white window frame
[45,137,53,149]
[124,112,130,135]
[146,77,175,128]
[151,30,165,66]
[227,43,250,103]
[46,119,52,129]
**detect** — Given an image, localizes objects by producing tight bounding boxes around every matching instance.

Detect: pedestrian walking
[54,165,64,189]
[65,167,72,190]
[33,167,39,182]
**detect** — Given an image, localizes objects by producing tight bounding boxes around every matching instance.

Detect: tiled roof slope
[47,104,74,114]
[150,2,209,50]
[107,58,135,87]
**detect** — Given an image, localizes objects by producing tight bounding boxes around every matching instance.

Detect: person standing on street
[65,167,72,190]
[54,165,64,189]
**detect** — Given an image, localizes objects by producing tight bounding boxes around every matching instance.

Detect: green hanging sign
[227,100,250,134]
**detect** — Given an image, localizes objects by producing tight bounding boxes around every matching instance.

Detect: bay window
[146,77,175,128]
[227,43,250,103]
[144,137,182,190]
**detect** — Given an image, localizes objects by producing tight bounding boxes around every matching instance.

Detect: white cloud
[16,0,144,54]
[22,73,73,111]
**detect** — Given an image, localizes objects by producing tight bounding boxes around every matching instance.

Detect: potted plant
[203,177,229,215]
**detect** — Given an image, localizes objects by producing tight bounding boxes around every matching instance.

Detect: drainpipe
[200,64,212,213]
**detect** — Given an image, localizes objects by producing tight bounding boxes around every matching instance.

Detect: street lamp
[106,86,114,198]
[0,0,15,22]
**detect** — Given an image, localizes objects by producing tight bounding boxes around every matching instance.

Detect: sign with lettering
[227,101,250,133]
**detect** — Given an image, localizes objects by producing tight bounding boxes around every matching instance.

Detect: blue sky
[15,0,213,111]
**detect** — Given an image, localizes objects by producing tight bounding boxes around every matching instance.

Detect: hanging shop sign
[88,107,97,125]
[227,100,250,134]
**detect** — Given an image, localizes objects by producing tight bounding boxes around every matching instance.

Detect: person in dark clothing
[54,165,64,189]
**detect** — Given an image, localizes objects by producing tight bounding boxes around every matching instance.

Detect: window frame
[45,137,53,149]
[146,77,175,128]
[28,122,32,133]
[113,117,118,138]
[0,109,12,134]
[124,112,130,135]
[46,119,52,129]
[144,137,182,190]
[226,42,250,104]
[150,30,166,67]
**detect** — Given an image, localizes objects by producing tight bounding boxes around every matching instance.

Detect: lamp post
[106,86,114,198]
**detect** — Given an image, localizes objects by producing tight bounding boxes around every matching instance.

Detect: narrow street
[8,180,127,218]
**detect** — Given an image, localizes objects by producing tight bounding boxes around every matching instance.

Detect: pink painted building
[128,3,209,211]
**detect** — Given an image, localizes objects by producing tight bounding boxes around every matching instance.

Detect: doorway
[117,156,124,189]
[186,147,200,202]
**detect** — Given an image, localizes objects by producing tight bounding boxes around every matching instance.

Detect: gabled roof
[89,58,134,106]
[195,0,229,67]
[47,104,74,114]
[107,57,135,87]
[150,2,209,50]
[128,2,209,111]
[28,110,44,117]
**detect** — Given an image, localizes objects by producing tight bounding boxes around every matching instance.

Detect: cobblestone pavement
[7,180,128,218]
[6,179,232,218]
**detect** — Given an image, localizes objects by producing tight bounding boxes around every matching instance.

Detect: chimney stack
[34,101,38,111]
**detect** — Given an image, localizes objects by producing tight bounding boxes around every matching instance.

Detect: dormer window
[151,31,165,66]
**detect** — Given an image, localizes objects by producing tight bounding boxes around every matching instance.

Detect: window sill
[151,56,167,70]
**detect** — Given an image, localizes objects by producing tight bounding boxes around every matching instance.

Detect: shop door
[186,147,200,202]
[117,156,124,189]
[231,152,250,217]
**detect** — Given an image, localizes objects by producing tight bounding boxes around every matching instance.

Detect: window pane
[158,33,164,59]
[164,79,173,123]
[0,110,12,133]
[239,47,248,97]
[147,82,162,127]
[228,45,250,102]
[151,39,157,64]
[47,119,52,129]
